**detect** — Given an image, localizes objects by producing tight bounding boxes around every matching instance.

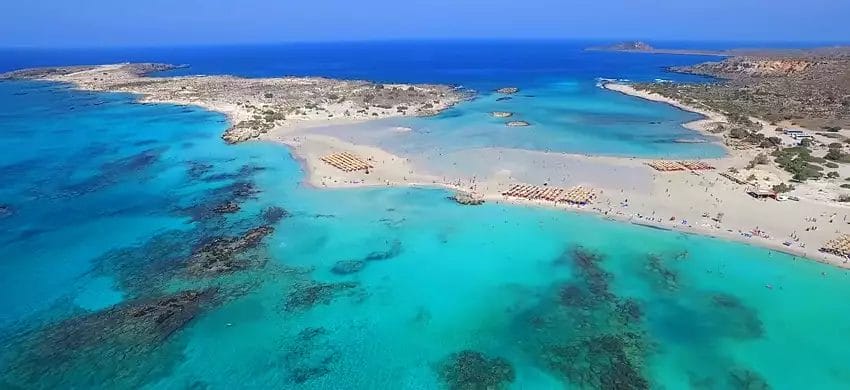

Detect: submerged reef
[92,218,276,296]
[284,281,361,312]
[53,147,165,198]
[707,293,764,339]
[262,206,290,224]
[521,247,651,389]
[0,204,13,218]
[2,289,219,388]
[728,368,771,390]
[197,164,267,183]
[185,225,275,278]
[284,327,340,384]
[211,201,241,214]
[544,334,649,390]
[331,260,366,275]
[438,350,515,390]
[645,254,679,291]
[363,239,403,261]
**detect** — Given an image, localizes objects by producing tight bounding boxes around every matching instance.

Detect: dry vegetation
[639,51,850,130]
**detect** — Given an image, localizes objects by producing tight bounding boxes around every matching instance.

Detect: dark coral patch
[438,350,515,390]
[331,260,366,275]
[284,326,339,384]
[262,206,290,224]
[283,281,360,312]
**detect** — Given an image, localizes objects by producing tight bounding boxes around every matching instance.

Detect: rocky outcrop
[506,121,531,127]
[450,192,485,205]
[496,87,519,94]
[674,57,814,78]
[491,111,513,118]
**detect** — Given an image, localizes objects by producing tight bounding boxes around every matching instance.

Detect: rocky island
[496,87,519,94]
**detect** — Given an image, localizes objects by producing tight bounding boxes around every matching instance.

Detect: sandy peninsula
[5,63,849,268]
[273,82,850,268]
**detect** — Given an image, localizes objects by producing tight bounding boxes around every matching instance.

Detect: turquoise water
[1,77,850,388]
[308,80,725,160]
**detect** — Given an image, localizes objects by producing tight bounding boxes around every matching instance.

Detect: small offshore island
[4,55,850,268]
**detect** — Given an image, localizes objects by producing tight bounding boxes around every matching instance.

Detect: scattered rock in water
[211,201,240,214]
[450,191,485,206]
[495,96,512,102]
[438,350,516,390]
[363,239,403,261]
[284,280,360,312]
[496,87,519,94]
[331,260,366,275]
[262,206,290,224]
[490,111,513,118]
[506,120,531,127]
[185,226,274,277]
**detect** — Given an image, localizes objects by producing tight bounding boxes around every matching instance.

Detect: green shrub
[772,183,793,193]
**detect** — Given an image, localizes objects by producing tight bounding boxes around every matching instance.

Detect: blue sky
[3,0,850,47]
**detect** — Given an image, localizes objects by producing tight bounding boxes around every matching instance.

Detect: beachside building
[747,187,777,200]
[783,128,814,140]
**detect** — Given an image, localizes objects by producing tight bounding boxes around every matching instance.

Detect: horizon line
[3,37,850,51]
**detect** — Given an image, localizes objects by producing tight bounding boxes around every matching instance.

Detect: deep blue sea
[1,41,849,389]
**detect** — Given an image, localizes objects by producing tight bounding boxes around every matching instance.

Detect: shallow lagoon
[1,70,849,388]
